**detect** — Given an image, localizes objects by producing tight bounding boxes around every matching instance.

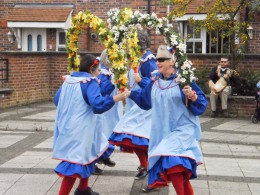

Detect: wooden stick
[185,96,188,107]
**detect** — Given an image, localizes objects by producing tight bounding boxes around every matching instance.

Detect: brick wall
[204,95,256,119]
[0,52,259,118]
[247,13,260,54]
[0,0,260,118]
[1,1,259,54]
[0,52,68,108]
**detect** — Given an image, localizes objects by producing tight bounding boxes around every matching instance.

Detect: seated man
[208,57,238,117]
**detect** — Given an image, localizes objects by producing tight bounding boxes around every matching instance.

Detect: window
[37,35,42,51]
[28,35,32,51]
[22,29,46,51]
[182,22,231,54]
[184,22,205,53]
[206,30,231,53]
[57,30,66,51]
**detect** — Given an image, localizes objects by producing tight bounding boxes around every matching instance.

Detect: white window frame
[183,22,207,54]
[56,29,66,51]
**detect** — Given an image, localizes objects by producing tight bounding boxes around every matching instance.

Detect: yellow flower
[119,73,128,85]
[74,55,80,68]
[121,8,133,22]
[69,34,78,43]
[111,59,123,69]
[111,43,119,51]
[68,52,75,58]
[67,42,78,52]
[98,28,107,35]
[108,50,119,61]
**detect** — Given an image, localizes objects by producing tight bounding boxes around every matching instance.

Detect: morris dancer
[93,49,124,173]
[109,30,157,180]
[128,45,207,194]
[53,54,126,195]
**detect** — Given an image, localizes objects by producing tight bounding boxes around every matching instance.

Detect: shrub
[231,69,260,96]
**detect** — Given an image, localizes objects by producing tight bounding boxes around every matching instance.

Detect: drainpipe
[166,5,170,25]
[147,0,151,14]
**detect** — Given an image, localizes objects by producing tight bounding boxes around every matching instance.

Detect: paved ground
[0,102,260,195]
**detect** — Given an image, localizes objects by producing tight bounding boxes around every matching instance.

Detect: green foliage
[232,69,260,96]
[163,0,257,68]
[194,67,210,94]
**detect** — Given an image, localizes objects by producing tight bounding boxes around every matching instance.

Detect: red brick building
[0,0,259,117]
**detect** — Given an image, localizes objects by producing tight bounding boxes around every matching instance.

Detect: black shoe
[141,186,157,193]
[99,158,116,167]
[135,166,148,180]
[92,165,104,175]
[211,111,217,118]
[74,187,99,195]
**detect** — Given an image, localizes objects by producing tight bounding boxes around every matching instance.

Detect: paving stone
[22,110,56,120]
[0,135,28,148]
[0,120,54,131]
[0,102,260,195]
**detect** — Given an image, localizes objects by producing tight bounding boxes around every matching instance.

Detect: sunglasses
[156,58,171,62]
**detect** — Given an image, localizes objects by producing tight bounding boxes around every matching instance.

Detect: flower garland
[66,8,195,91]
[66,9,135,90]
[106,8,195,87]
[66,10,108,72]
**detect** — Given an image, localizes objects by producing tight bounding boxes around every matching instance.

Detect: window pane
[223,37,230,53]
[59,32,66,45]
[28,35,32,51]
[210,31,217,53]
[37,35,42,51]
[186,42,193,53]
[187,23,200,39]
[195,42,202,53]
[58,47,66,51]
[194,29,201,38]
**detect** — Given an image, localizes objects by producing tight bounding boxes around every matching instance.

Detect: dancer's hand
[182,85,193,96]
[182,85,197,101]
[133,73,142,83]
[113,91,128,102]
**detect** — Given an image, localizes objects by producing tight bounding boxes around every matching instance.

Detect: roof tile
[7,7,72,22]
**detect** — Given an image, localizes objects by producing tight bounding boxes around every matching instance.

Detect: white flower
[183,61,191,69]
[167,24,173,28]
[177,43,187,52]
[183,70,188,75]
[156,23,163,28]
[181,78,186,83]
[112,26,118,31]
[138,17,143,22]
[151,12,157,18]
[155,28,161,35]
[119,25,126,31]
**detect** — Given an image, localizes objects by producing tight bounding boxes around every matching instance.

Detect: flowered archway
[66,8,195,90]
